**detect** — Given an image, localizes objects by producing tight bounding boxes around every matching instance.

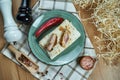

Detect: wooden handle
[8,44,20,56]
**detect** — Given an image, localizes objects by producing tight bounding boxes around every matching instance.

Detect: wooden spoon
[8,44,39,74]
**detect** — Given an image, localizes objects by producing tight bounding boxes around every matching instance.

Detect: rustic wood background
[1,1,120,80]
[74,4,120,80]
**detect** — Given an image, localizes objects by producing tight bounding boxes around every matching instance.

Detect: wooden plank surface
[0,0,37,80]
[74,4,120,80]
[0,12,6,50]
[0,54,37,80]
[88,57,120,80]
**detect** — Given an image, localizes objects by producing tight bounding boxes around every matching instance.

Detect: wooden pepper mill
[0,0,23,43]
[16,0,33,24]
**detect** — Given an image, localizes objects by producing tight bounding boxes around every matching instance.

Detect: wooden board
[74,4,120,80]
[0,0,37,80]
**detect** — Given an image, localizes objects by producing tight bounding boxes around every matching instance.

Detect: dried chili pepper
[35,17,64,38]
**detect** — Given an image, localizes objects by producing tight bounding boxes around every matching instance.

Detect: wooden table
[1,1,120,80]
[0,0,37,80]
[74,4,120,80]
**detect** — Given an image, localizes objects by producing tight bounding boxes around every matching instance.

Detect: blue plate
[28,10,85,65]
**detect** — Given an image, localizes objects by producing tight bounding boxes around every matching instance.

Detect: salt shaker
[16,0,33,24]
[0,0,23,43]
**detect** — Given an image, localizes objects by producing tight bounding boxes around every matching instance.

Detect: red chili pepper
[35,17,64,38]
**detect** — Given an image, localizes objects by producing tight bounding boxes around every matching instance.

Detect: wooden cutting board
[74,4,120,80]
[0,0,37,80]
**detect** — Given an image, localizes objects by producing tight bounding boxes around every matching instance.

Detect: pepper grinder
[16,0,33,24]
[0,0,23,43]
